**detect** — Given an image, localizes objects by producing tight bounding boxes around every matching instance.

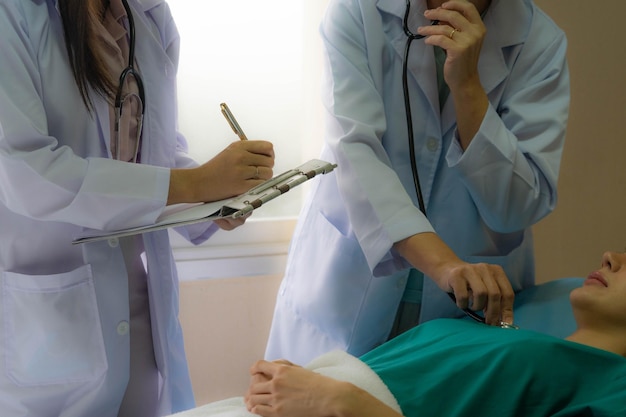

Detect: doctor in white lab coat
[265,0,569,365]
[0,0,274,416]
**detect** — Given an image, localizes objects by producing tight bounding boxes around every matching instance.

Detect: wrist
[451,79,488,150]
[394,232,462,280]
[167,168,197,205]
[332,381,403,417]
[331,381,364,417]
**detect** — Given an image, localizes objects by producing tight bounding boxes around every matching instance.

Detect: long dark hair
[58,0,116,111]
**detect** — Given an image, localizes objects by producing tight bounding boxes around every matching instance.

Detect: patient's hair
[58,0,116,111]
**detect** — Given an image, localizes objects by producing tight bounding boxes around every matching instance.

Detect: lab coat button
[108,238,119,248]
[117,321,129,336]
[426,138,438,152]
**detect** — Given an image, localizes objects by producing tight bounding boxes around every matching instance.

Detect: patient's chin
[568,286,595,311]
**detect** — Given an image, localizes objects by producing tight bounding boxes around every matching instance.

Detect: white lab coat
[265,0,570,365]
[0,0,216,415]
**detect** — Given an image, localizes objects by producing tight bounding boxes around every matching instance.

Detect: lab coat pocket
[1,265,108,387]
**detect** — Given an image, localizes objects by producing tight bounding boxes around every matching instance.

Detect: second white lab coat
[0,0,215,415]
[265,0,570,365]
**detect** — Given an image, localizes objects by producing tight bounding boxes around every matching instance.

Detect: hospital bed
[167,277,586,417]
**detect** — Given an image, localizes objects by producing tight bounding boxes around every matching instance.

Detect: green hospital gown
[361,319,626,417]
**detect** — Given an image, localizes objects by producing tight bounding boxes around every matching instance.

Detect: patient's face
[570,251,626,326]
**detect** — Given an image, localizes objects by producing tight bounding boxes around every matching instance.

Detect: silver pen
[220,102,248,141]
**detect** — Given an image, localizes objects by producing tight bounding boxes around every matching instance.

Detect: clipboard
[72,159,336,245]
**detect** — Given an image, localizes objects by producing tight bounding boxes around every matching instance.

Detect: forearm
[331,381,403,417]
[393,232,462,280]
[451,77,489,150]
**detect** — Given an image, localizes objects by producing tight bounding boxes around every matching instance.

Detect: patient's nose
[602,251,625,272]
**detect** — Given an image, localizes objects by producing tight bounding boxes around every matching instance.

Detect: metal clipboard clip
[221,159,337,218]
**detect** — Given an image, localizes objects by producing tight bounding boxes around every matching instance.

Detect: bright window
[167,0,328,219]
[166,1,330,278]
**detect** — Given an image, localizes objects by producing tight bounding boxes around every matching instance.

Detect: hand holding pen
[166,103,274,207]
[217,102,273,182]
[212,102,274,230]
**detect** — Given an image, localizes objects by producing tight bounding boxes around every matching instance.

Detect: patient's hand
[244,360,403,417]
[245,360,340,416]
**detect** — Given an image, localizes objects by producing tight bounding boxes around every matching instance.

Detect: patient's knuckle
[249,360,262,373]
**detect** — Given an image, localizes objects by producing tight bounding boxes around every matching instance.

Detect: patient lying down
[171,251,626,417]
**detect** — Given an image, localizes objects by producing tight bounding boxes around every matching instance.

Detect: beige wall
[179,0,626,407]
[179,275,283,405]
[532,0,626,282]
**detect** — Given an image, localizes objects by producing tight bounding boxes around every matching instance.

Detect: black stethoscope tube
[402,0,437,215]
[115,0,146,113]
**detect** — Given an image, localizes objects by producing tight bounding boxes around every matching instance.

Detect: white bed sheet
[167,349,401,417]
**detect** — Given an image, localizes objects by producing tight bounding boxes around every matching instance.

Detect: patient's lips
[584,271,608,287]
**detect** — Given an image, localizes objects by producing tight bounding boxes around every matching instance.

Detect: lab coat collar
[377,0,531,134]
[376,0,408,18]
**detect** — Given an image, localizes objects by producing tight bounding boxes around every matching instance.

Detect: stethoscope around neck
[115,0,145,111]
[113,0,146,162]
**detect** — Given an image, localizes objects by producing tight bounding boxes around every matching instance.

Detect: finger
[247,379,274,396]
[246,393,276,413]
[494,269,515,325]
[421,2,484,43]
[478,267,503,325]
[249,165,273,180]
[475,265,515,326]
[250,360,280,377]
[463,267,489,312]
[440,0,483,24]
[451,264,501,315]
[422,7,469,33]
[249,372,270,386]
[470,263,500,310]
[247,165,260,180]
[226,141,275,170]
[213,216,246,231]
[448,273,471,310]
[418,22,459,42]
[246,152,275,168]
[249,404,277,417]
[240,140,275,158]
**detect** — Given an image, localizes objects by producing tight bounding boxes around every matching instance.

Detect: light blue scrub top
[0,0,216,415]
[265,0,570,366]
